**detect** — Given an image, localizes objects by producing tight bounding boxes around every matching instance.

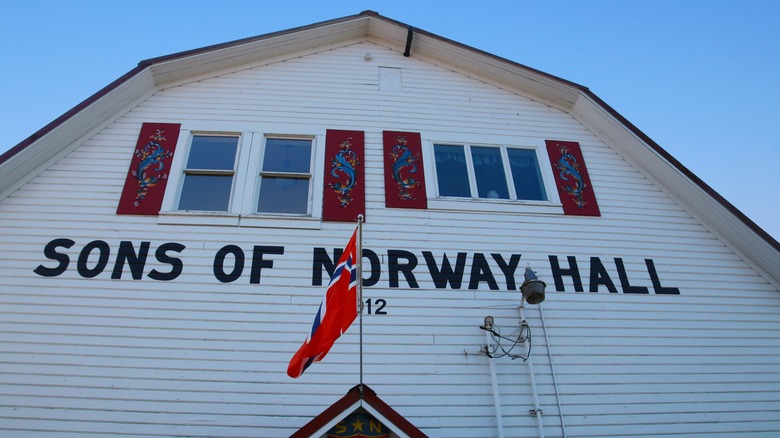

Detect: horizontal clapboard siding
[0,40,778,437]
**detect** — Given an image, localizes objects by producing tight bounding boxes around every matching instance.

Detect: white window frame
[159,128,322,229]
[241,133,316,217]
[425,138,563,214]
[163,130,246,213]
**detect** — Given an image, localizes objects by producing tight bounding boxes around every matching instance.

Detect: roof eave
[573,90,780,280]
[364,13,585,110]
[0,66,156,197]
[0,10,776,266]
[0,11,376,168]
[290,384,427,438]
[0,10,582,167]
[143,12,375,87]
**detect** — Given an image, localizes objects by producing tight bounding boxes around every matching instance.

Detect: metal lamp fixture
[479,268,546,360]
[481,315,494,331]
[520,267,546,305]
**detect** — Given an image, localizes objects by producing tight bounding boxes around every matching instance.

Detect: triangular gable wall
[291,385,427,438]
[1,11,776,282]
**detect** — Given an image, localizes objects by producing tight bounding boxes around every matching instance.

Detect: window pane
[508,149,547,201]
[178,175,233,211]
[434,145,470,197]
[471,146,509,199]
[257,177,310,214]
[262,138,312,173]
[186,136,238,170]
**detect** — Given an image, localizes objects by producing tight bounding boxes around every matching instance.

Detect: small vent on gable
[379,67,402,92]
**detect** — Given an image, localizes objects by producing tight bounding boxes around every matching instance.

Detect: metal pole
[357,214,364,386]
[540,304,568,438]
[486,330,505,438]
[520,303,545,438]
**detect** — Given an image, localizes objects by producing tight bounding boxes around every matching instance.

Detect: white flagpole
[356,214,364,387]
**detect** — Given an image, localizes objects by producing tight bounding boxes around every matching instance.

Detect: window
[178,135,239,211]
[256,137,313,214]
[170,131,317,222]
[507,148,546,201]
[433,143,547,201]
[434,144,470,197]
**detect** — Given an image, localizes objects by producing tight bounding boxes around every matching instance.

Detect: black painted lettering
[365,298,388,315]
[250,246,284,284]
[214,245,244,283]
[491,253,522,290]
[111,241,150,280]
[388,250,419,288]
[548,255,584,292]
[362,249,381,287]
[423,251,466,289]
[77,240,110,279]
[614,258,649,294]
[468,253,499,290]
[311,247,342,286]
[373,298,387,314]
[374,298,387,315]
[313,247,379,286]
[589,257,618,293]
[645,259,680,295]
[34,238,75,277]
[149,242,185,281]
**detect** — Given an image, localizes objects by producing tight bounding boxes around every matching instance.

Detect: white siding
[0,41,778,437]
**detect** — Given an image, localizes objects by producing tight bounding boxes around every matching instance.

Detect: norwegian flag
[288,229,359,378]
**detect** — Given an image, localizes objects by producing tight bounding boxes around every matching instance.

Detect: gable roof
[290,384,427,438]
[1,10,777,283]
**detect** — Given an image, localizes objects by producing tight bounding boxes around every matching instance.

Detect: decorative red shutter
[382,131,427,209]
[117,123,181,215]
[322,129,365,222]
[545,140,600,216]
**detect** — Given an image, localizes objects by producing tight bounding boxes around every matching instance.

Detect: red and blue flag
[288,229,358,378]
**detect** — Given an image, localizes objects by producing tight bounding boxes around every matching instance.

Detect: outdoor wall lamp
[479,267,546,360]
[520,267,546,305]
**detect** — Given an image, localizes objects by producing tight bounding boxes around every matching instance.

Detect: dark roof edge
[361,384,427,437]
[0,11,370,167]
[290,384,427,438]
[368,11,779,253]
[137,11,370,68]
[582,89,780,253]
[0,64,146,166]
[367,11,589,93]
[2,10,776,254]
[289,385,359,438]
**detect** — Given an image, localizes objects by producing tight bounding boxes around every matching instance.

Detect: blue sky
[2,0,778,241]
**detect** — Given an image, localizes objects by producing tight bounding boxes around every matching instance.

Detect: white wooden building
[1,11,779,438]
